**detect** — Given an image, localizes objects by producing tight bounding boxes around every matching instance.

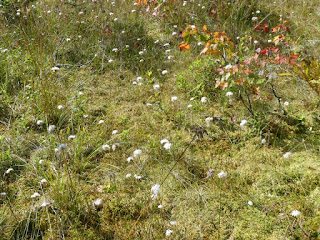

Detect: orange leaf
[178,42,190,51]
[235,78,244,86]
[203,25,211,34]
[135,0,148,5]
[215,81,228,90]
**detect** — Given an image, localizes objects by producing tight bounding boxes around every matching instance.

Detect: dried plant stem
[125,135,197,240]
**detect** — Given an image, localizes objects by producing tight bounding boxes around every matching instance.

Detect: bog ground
[0,0,320,239]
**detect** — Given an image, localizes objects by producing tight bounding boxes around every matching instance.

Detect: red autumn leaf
[289,52,299,65]
[263,26,269,33]
[210,5,217,17]
[255,25,261,31]
[102,26,111,36]
[260,60,266,68]
[243,58,251,65]
[270,47,279,52]
[261,48,269,56]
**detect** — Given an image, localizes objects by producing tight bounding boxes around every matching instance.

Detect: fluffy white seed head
[291,210,301,217]
[133,149,142,158]
[166,229,173,237]
[93,198,103,209]
[171,96,178,102]
[151,184,160,200]
[201,97,207,103]
[283,152,291,159]
[217,171,227,179]
[5,168,14,174]
[163,142,172,150]
[48,125,56,133]
[31,192,41,199]
[102,144,110,151]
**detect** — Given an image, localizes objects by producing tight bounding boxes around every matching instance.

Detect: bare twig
[125,134,197,240]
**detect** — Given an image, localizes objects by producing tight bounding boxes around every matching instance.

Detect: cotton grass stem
[126,134,197,240]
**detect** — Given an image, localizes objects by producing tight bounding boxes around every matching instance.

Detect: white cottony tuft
[126,173,132,178]
[171,96,178,102]
[112,130,118,135]
[133,149,142,158]
[205,117,213,127]
[68,135,76,140]
[162,70,168,75]
[51,67,60,72]
[151,184,160,200]
[98,120,104,124]
[158,204,163,209]
[160,139,169,144]
[93,198,103,209]
[57,144,67,151]
[291,210,301,217]
[240,120,248,128]
[153,84,160,91]
[5,168,14,174]
[112,143,120,151]
[163,142,172,150]
[134,174,142,180]
[102,144,110,151]
[57,105,63,109]
[283,152,291,159]
[224,64,232,69]
[41,201,50,207]
[48,125,56,133]
[166,229,173,237]
[127,156,134,163]
[31,192,41,199]
[201,97,207,103]
[37,120,44,125]
[170,221,176,225]
[284,101,289,106]
[39,160,45,165]
[248,201,253,206]
[226,91,233,98]
[261,138,267,145]
[40,179,48,185]
[217,171,227,179]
